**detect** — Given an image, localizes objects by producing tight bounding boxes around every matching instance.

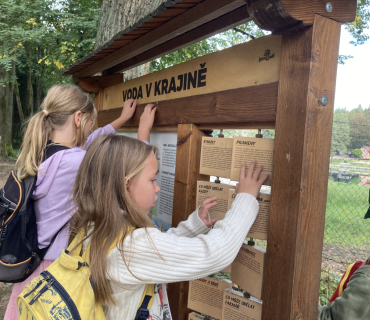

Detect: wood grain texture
[248,0,356,33]
[107,6,251,74]
[97,83,278,127]
[262,15,341,320]
[75,0,247,78]
[168,124,209,320]
[74,74,124,94]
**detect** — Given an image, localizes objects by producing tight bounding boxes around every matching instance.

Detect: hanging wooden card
[228,190,271,240]
[199,137,233,178]
[222,288,263,320]
[230,137,274,185]
[196,181,234,221]
[188,277,232,320]
[231,242,266,300]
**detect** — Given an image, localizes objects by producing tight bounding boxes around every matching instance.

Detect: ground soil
[0,157,16,319]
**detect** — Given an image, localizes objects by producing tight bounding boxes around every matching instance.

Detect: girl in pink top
[5,84,156,320]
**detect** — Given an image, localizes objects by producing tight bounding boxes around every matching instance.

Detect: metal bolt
[326,2,333,13]
[320,96,328,106]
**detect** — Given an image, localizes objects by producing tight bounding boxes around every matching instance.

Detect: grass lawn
[324,180,370,248]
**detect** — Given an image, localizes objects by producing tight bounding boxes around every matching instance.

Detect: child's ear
[74,111,82,129]
[126,178,130,189]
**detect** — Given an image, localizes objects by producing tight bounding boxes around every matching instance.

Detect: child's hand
[198,197,217,228]
[121,99,137,122]
[235,161,269,198]
[109,99,137,131]
[138,104,157,142]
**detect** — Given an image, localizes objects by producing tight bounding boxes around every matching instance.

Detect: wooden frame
[68,1,357,319]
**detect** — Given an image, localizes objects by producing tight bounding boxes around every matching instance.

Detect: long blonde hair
[16,85,96,179]
[69,135,158,305]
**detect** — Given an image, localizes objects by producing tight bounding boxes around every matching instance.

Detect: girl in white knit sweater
[69,134,268,320]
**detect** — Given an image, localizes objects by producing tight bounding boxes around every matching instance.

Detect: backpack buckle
[135,308,149,320]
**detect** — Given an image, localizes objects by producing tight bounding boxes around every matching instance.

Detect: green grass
[324,180,370,248]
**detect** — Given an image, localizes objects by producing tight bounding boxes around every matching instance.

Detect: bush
[352,149,363,158]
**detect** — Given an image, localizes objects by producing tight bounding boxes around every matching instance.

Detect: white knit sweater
[103,192,259,320]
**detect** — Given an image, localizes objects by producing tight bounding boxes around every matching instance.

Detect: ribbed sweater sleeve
[106,192,259,285]
[165,207,210,237]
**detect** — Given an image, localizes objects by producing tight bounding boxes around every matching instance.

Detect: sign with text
[102,35,282,109]
[230,137,274,185]
[188,277,232,319]
[222,289,262,320]
[200,137,233,178]
[228,190,271,240]
[231,242,266,300]
[119,131,177,231]
[196,181,234,221]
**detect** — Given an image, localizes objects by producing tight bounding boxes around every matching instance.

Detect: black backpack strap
[43,141,69,162]
[135,295,153,320]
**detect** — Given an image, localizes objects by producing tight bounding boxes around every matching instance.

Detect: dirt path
[0,157,16,319]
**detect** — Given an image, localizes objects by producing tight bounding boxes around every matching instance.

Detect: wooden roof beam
[248,0,357,34]
[73,0,248,78]
[106,6,251,75]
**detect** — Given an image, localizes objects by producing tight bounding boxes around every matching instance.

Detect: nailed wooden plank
[74,0,247,78]
[168,124,209,320]
[97,83,278,127]
[103,35,281,107]
[262,15,341,320]
[107,5,251,74]
[117,122,275,132]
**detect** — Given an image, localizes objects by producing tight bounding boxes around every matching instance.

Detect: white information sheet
[118,131,178,231]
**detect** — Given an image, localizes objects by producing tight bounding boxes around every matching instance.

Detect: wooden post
[168,124,209,320]
[262,15,341,320]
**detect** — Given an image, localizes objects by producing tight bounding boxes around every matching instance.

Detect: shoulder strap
[43,142,69,162]
[135,285,154,320]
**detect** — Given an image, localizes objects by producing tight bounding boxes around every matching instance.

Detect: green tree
[331,113,350,156]
[0,0,100,155]
[349,113,370,149]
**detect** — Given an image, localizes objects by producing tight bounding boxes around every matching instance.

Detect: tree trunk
[14,80,25,123]
[0,62,15,157]
[94,0,162,79]
[35,46,42,110]
[26,65,34,115]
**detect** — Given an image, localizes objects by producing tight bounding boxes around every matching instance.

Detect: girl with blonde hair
[5,84,156,320]
[69,134,268,320]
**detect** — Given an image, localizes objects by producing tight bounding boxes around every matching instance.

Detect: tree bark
[94,0,162,79]
[0,62,15,157]
[26,65,34,115]
[14,80,25,123]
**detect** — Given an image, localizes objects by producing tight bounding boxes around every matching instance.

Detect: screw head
[320,96,328,106]
[326,2,333,13]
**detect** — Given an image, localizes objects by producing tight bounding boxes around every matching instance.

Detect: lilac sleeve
[83,124,116,150]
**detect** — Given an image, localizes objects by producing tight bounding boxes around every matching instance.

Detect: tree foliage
[0,0,99,101]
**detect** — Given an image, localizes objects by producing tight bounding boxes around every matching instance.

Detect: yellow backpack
[17,231,154,320]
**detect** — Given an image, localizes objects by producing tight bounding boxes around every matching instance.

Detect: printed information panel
[228,190,271,240]
[230,137,274,185]
[222,289,262,320]
[200,137,233,178]
[188,277,232,319]
[231,242,266,300]
[196,181,234,221]
[119,131,177,231]
[103,35,282,108]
